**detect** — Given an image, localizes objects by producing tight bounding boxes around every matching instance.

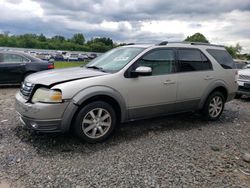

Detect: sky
[0,0,250,52]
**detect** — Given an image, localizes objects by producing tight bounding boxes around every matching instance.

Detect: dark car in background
[0,51,54,84]
[88,53,97,59]
[78,53,89,61]
[51,53,64,61]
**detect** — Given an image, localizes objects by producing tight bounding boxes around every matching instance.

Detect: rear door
[175,48,214,111]
[0,53,27,84]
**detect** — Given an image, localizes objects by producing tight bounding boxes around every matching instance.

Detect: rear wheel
[203,91,225,121]
[73,101,117,143]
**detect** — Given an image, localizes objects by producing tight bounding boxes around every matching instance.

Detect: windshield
[243,64,250,69]
[85,47,145,73]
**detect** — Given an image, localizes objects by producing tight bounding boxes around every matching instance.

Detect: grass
[54,61,89,69]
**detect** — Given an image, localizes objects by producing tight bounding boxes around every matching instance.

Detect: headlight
[32,88,62,103]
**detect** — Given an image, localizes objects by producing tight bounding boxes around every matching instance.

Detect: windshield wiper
[85,65,106,72]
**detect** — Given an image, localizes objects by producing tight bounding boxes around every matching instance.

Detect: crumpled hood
[26,67,108,86]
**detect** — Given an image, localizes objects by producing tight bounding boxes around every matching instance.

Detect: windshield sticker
[114,56,129,61]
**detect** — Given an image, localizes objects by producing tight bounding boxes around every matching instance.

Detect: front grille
[20,81,35,100]
[239,74,250,81]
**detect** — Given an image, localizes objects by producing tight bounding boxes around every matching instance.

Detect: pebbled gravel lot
[0,87,249,188]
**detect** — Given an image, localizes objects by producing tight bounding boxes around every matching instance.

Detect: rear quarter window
[207,49,235,69]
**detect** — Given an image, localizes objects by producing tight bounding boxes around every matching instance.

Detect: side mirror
[131,66,152,77]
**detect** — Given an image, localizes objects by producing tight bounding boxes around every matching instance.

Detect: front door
[124,48,178,119]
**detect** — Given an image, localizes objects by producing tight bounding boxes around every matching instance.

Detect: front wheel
[73,101,117,143]
[202,92,225,121]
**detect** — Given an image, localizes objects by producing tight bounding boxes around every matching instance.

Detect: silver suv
[15,42,238,143]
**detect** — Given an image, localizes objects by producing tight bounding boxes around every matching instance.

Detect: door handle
[163,80,176,85]
[204,76,214,80]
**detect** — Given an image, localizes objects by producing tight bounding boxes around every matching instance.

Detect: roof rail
[156,41,224,47]
[158,41,168,45]
[190,42,224,47]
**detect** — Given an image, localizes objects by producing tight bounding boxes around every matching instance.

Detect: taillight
[48,64,54,69]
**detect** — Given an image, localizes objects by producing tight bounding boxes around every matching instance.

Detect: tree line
[0,33,114,53]
[0,32,249,60]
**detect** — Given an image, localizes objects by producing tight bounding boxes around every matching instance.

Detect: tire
[73,101,117,143]
[234,94,242,99]
[202,91,225,121]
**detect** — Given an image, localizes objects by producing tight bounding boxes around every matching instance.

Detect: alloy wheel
[208,96,223,118]
[82,108,112,139]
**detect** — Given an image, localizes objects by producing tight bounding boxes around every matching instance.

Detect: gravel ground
[0,87,249,188]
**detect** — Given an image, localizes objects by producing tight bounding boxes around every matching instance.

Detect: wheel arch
[75,94,123,123]
[61,86,127,132]
[199,81,228,109]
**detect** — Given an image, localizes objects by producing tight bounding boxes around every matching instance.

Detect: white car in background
[35,52,52,61]
[243,64,250,69]
[236,68,250,98]
[63,53,79,61]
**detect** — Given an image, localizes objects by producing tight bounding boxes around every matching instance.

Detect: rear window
[207,49,235,69]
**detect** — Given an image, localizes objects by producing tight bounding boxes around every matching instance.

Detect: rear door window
[3,54,27,63]
[206,49,235,69]
[178,49,212,72]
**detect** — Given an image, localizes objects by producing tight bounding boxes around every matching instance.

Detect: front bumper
[17,113,62,132]
[15,92,71,132]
